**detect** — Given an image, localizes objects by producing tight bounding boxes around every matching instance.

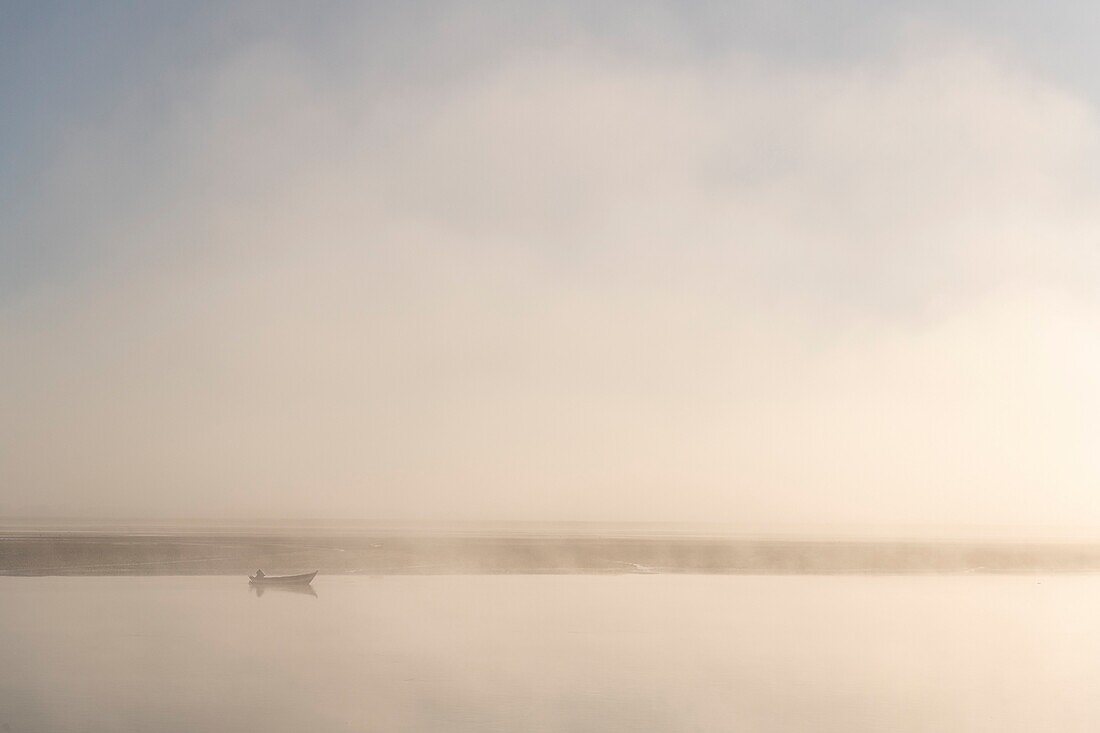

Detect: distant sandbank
[4,532,1100,576]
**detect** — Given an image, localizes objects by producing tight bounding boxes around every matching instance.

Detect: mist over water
[4,574,1097,732]
[8,3,1100,730]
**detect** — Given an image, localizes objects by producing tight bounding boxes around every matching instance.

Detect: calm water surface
[3,575,1099,731]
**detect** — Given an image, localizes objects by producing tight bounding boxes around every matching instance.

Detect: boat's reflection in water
[250,583,317,598]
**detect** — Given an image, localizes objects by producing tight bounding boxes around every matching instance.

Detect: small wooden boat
[248,571,317,585]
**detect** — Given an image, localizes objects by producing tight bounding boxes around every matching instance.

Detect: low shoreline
[4,533,1100,576]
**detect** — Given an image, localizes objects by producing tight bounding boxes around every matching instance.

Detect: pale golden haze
[3,2,1100,531]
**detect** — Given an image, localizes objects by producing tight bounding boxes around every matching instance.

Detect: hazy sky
[4,1,1100,528]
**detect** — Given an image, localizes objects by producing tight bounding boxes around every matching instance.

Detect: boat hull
[248,571,317,585]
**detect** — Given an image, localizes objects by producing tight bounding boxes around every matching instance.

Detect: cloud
[4,14,1100,528]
